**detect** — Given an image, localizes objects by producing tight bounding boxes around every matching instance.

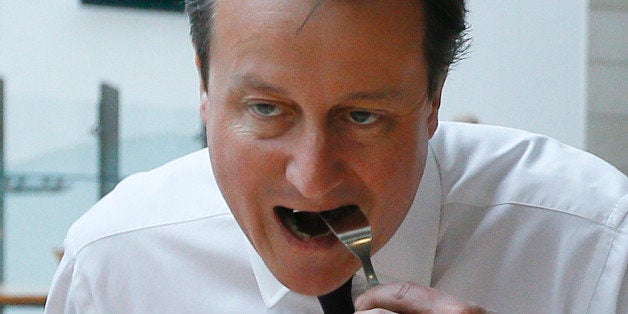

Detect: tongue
[293,211,329,236]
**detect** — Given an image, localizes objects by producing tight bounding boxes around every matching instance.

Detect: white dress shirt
[45,122,628,314]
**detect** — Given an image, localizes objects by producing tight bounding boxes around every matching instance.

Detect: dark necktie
[317,277,355,314]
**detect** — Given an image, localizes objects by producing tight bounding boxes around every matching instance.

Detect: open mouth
[275,205,359,241]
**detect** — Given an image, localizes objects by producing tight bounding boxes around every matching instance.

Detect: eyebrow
[231,73,404,103]
[341,89,404,102]
[231,74,289,96]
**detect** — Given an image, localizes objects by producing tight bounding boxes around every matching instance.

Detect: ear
[193,49,213,148]
[200,89,210,125]
[195,54,208,94]
[196,53,211,125]
[427,81,443,138]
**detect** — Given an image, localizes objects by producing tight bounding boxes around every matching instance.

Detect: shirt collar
[247,146,443,308]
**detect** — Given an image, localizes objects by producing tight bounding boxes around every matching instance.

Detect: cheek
[208,139,271,259]
[210,128,268,200]
[208,121,263,216]
[208,117,286,221]
[365,123,426,193]
[376,140,425,208]
[363,126,429,249]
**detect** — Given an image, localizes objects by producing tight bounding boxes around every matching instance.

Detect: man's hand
[354,281,489,313]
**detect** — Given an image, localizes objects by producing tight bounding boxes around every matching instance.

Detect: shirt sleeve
[619,272,627,314]
[44,242,81,314]
[590,194,628,313]
[614,195,628,313]
[615,195,628,313]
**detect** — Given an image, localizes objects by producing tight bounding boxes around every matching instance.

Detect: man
[46,0,627,313]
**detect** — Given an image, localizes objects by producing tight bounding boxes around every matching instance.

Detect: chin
[268,251,361,296]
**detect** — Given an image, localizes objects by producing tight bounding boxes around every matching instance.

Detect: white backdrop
[441,0,587,148]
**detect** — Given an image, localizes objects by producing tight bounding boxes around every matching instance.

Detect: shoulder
[429,122,628,226]
[63,148,230,255]
[429,123,628,311]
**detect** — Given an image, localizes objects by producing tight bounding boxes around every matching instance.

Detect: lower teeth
[288,223,327,241]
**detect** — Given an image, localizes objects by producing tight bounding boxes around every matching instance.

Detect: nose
[285,130,344,200]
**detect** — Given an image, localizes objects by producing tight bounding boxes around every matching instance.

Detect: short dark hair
[186,0,469,99]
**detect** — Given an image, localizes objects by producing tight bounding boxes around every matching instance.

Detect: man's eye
[349,111,380,125]
[250,103,281,117]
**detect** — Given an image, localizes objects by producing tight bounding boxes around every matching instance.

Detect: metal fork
[320,207,380,287]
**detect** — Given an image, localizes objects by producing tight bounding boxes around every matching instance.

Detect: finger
[354,309,396,314]
[355,281,433,313]
[355,281,486,313]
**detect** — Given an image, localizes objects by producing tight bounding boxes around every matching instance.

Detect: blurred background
[0,0,625,313]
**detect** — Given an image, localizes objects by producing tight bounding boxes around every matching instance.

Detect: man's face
[201,0,440,295]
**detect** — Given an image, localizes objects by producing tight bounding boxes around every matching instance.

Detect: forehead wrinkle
[296,0,326,34]
[213,1,305,47]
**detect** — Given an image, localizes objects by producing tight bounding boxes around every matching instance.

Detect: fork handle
[360,256,380,287]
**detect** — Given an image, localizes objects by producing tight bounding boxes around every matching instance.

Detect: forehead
[211,0,425,54]
[209,0,428,98]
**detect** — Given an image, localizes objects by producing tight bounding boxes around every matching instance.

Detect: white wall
[441,0,588,148]
[587,0,628,174]
[0,1,200,166]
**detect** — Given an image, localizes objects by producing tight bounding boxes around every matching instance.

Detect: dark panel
[98,83,119,198]
[81,0,185,12]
